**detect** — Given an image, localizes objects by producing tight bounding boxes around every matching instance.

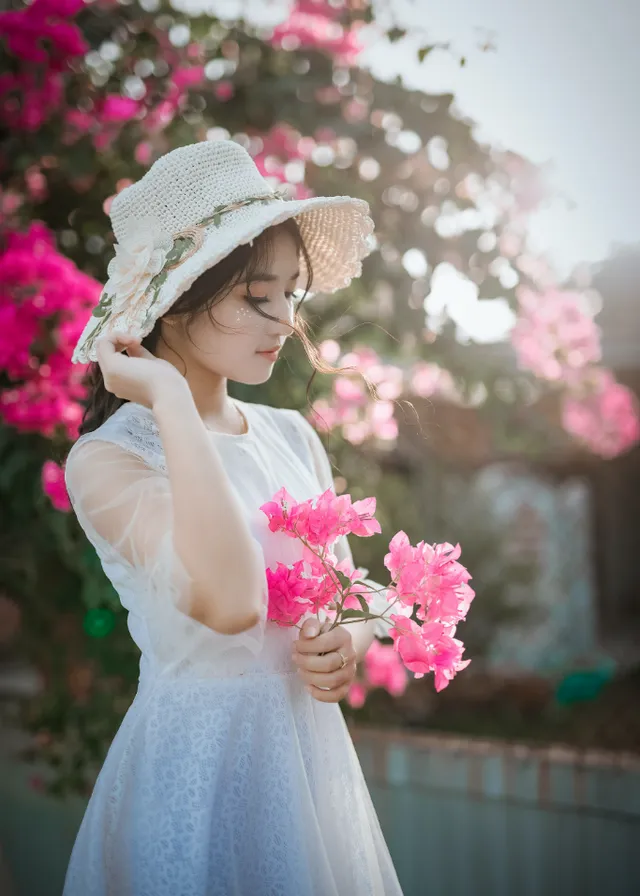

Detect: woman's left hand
[292,617,357,703]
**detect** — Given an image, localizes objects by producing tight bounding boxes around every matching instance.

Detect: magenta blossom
[561,369,640,458]
[42,460,71,512]
[346,640,408,708]
[265,560,316,626]
[389,615,470,692]
[0,221,98,442]
[363,639,408,696]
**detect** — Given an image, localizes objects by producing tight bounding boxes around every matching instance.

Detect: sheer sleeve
[64,432,268,675]
[289,411,398,640]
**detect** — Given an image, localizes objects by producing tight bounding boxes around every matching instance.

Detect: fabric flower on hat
[105,217,173,315]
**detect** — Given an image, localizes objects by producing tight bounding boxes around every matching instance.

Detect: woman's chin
[233,370,273,386]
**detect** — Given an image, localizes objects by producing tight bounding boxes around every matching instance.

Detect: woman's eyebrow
[238,270,300,284]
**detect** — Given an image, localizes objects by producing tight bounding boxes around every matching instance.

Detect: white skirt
[62,670,404,896]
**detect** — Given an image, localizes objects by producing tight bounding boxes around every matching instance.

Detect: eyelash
[245,292,295,305]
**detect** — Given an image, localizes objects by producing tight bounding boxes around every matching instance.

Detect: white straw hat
[72,139,374,364]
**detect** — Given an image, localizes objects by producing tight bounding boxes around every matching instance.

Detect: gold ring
[337,650,347,669]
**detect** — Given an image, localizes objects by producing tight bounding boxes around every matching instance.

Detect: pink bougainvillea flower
[388,615,434,678]
[42,460,71,511]
[346,681,367,709]
[511,286,601,385]
[364,639,408,697]
[0,221,99,440]
[265,560,316,625]
[98,96,141,124]
[260,486,302,535]
[561,369,640,458]
[269,8,364,65]
[389,616,470,692]
[170,66,205,91]
[214,81,234,102]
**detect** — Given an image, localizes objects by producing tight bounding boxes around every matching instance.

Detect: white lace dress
[62,398,404,896]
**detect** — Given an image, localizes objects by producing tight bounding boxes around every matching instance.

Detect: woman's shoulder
[69,402,165,472]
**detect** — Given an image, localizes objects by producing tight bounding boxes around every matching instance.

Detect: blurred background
[0,0,639,894]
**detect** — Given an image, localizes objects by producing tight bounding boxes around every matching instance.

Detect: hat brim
[73,194,373,364]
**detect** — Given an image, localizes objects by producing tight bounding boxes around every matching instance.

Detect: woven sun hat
[72,139,375,364]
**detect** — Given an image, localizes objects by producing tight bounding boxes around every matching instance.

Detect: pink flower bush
[0,222,98,440]
[42,460,71,511]
[260,486,474,692]
[0,71,65,132]
[270,1,365,65]
[170,66,206,92]
[511,287,601,384]
[509,286,639,457]
[99,96,141,124]
[0,0,87,69]
[248,124,314,200]
[0,0,86,131]
[310,343,403,444]
[561,369,640,459]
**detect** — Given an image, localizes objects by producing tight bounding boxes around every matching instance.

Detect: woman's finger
[293,649,352,674]
[123,340,155,360]
[95,334,117,360]
[305,681,351,703]
[294,626,349,655]
[297,665,355,690]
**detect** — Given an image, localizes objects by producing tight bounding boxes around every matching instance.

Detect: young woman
[63,139,405,895]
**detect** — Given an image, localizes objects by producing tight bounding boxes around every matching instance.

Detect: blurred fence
[2,723,639,896]
[353,725,640,896]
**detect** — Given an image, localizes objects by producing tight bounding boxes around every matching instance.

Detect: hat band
[167,190,286,269]
[84,190,286,358]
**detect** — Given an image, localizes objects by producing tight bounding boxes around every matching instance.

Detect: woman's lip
[257,349,280,359]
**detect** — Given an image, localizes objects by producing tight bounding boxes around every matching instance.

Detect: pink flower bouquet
[260,486,474,692]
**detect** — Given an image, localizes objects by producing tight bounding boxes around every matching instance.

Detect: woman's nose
[274,305,295,333]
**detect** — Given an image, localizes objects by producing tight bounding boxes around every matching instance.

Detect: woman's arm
[153,382,265,635]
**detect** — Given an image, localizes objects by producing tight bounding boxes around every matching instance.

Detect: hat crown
[110,140,274,243]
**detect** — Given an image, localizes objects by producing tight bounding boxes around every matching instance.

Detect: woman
[63,139,405,895]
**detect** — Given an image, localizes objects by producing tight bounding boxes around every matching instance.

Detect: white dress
[62,397,404,896]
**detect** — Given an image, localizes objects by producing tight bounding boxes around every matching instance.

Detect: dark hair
[78,217,377,435]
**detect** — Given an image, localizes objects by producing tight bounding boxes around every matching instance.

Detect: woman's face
[160,228,299,385]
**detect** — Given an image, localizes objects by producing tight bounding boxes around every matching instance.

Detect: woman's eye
[244,292,296,304]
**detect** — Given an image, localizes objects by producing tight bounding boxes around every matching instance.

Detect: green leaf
[387,27,407,43]
[148,271,168,302]
[356,592,371,613]
[164,240,188,267]
[213,213,222,227]
[340,608,370,620]
[334,568,353,590]
[91,305,108,318]
[417,46,432,63]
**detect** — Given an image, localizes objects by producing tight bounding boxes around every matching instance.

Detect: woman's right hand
[95,332,188,409]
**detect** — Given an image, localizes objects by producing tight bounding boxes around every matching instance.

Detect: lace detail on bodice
[73,402,167,474]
